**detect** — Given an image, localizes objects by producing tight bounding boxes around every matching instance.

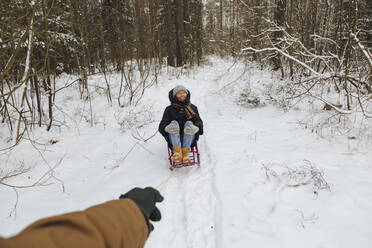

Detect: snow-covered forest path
[1,59,372,248]
[147,61,372,248]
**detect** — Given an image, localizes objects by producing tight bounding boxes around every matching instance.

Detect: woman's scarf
[172,103,196,120]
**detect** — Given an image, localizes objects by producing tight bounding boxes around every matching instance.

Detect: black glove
[119,187,164,234]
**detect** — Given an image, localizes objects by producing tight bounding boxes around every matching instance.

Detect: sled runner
[168,142,200,171]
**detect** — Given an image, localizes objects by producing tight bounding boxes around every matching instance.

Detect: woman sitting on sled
[159,85,203,164]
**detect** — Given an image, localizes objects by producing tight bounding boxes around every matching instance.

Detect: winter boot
[172,146,182,164]
[182,148,191,163]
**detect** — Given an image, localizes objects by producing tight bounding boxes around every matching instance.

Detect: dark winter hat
[172,85,188,97]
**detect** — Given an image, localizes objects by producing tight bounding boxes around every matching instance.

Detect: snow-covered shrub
[297,110,372,148]
[236,87,264,108]
[262,160,331,194]
[115,105,154,133]
[228,62,294,110]
[260,72,372,146]
[93,85,107,96]
[262,82,293,111]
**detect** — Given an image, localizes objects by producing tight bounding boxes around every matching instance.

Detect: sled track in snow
[156,158,219,248]
[183,142,219,248]
[180,91,222,248]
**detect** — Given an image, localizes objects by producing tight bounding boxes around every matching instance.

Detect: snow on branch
[0,7,35,99]
[21,17,33,84]
[241,46,321,76]
[351,33,372,71]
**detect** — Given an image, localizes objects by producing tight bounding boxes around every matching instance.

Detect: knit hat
[172,85,188,97]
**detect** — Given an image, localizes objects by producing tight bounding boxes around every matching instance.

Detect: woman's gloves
[165,123,199,135]
[184,125,199,135]
[120,187,164,234]
[165,123,179,134]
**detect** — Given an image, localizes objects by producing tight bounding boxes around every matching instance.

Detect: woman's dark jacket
[159,90,203,148]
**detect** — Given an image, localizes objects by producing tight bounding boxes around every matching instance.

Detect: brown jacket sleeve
[0,199,149,248]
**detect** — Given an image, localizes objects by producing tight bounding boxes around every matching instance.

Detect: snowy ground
[1,57,372,248]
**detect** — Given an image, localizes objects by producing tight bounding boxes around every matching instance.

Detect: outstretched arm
[1,187,164,248]
[0,199,148,248]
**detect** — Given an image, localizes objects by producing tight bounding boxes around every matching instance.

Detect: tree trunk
[272,0,286,74]
[175,0,185,66]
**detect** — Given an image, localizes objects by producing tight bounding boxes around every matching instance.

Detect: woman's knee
[184,120,193,127]
[170,120,180,126]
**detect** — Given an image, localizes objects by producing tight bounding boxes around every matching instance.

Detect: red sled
[168,142,201,171]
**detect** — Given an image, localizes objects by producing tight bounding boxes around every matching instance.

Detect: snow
[1,57,372,248]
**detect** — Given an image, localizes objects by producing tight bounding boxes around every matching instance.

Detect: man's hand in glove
[120,187,164,234]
